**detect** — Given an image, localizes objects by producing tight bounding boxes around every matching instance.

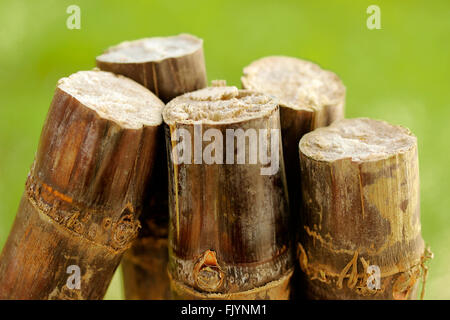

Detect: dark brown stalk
[96,34,207,300]
[96,33,207,104]
[298,118,431,300]
[163,85,293,300]
[241,56,346,297]
[0,71,164,299]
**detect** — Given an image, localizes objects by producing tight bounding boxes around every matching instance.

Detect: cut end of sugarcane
[57,70,164,129]
[241,56,345,111]
[163,86,278,125]
[96,34,203,63]
[300,118,417,162]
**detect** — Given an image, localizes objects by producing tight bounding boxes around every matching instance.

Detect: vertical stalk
[0,71,163,299]
[298,118,430,299]
[242,56,346,297]
[97,34,207,299]
[164,86,293,299]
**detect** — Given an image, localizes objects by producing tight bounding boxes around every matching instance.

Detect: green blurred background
[0,0,449,299]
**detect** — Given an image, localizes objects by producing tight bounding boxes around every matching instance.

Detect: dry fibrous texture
[97,34,207,300]
[163,86,293,300]
[241,56,345,119]
[0,70,164,299]
[241,56,346,297]
[96,33,207,103]
[298,118,430,300]
[163,86,277,124]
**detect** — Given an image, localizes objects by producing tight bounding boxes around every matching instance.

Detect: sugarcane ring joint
[193,250,225,292]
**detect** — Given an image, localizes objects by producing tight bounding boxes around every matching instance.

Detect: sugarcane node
[392,266,421,300]
[102,217,112,230]
[111,212,141,250]
[73,220,85,234]
[193,250,225,292]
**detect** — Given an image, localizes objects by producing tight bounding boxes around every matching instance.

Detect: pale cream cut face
[300,118,417,162]
[96,34,203,63]
[242,56,345,111]
[163,86,278,125]
[58,70,164,129]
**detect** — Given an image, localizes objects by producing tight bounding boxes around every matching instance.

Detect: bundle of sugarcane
[0,36,431,301]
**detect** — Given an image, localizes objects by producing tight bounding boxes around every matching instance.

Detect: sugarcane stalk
[298,118,431,299]
[0,70,164,299]
[163,85,293,300]
[241,56,346,297]
[241,56,346,220]
[96,34,207,299]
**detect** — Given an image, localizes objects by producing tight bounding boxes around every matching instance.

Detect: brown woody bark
[0,71,163,299]
[96,33,207,104]
[163,85,293,300]
[241,56,346,297]
[298,118,430,300]
[97,34,207,300]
